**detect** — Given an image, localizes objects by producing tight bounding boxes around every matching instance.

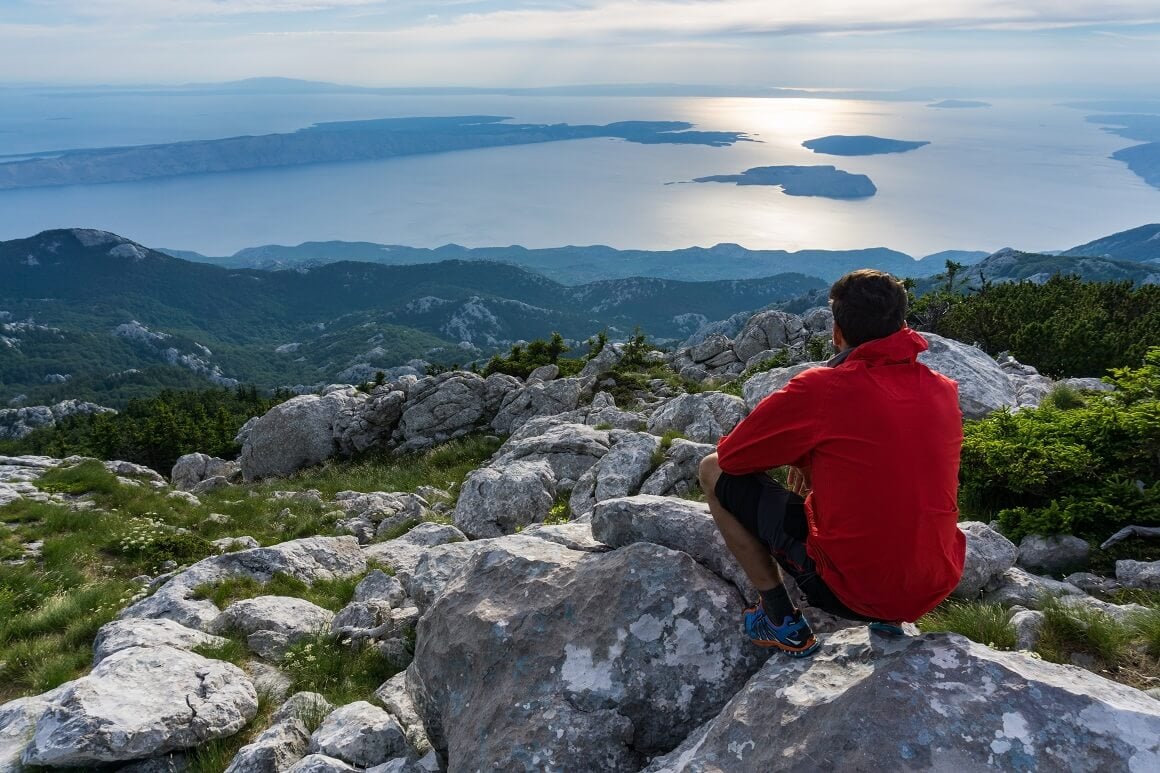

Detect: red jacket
[717,327,965,622]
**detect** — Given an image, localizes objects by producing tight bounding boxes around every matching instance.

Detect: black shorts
[714,471,888,623]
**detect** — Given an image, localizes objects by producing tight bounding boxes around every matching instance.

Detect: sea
[0,89,1157,259]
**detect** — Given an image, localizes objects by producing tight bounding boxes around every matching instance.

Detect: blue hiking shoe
[868,621,906,636]
[743,600,820,657]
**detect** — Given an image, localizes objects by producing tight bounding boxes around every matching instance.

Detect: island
[691,165,876,198]
[802,135,929,156]
[1111,143,1160,191]
[927,99,991,109]
[0,116,751,191]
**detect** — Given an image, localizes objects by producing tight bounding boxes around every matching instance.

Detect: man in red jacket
[698,269,965,657]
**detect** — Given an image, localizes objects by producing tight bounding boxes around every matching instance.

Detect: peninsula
[692,165,877,198]
[0,116,750,191]
[927,99,991,109]
[802,135,929,156]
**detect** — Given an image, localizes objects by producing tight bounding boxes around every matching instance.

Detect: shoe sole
[749,636,821,657]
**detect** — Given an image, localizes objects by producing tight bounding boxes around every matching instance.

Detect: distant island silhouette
[927,99,991,109]
[802,135,930,156]
[0,116,751,191]
[691,165,877,198]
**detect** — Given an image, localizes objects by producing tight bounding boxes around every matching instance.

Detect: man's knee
[698,452,721,494]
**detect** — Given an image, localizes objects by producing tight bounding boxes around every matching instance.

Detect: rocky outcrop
[569,431,659,518]
[917,333,1017,418]
[732,310,808,363]
[491,377,590,434]
[22,646,258,767]
[214,596,335,659]
[645,392,747,444]
[0,400,114,440]
[1017,534,1090,575]
[309,702,409,768]
[92,617,229,665]
[453,459,556,538]
[638,439,714,497]
[1116,559,1160,589]
[119,536,366,632]
[645,627,1160,771]
[171,453,241,491]
[397,372,509,450]
[952,521,1019,599]
[240,389,369,481]
[407,536,765,770]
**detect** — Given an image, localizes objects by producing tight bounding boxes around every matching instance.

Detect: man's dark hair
[828,269,908,347]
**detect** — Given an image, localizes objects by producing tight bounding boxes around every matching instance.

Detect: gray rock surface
[1117,559,1160,589]
[521,522,609,552]
[408,536,764,770]
[362,523,466,579]
[214,596,335,659]
[398,373,495,447]
[373,672,432,756]
[120,536,365,632]
[353,570,407,607]
[225,716,310,773]
[453,459,556,538]
[492,422,611,482]
[240,390,370,480]
[741,363,817,410]
[402,541,490,611]
[952,522,1019,599]
[1,693,58,773]
[1010,608,1046,650]
[732,310,806,363]
[645,628,1160,771]
[591,495,754,599]
[92,617,229,665]
[982,567,1085,608]
[918,332,1016,419]
[171,453,240,491]
[286,754,359,772]
[491,377,587,434]
[638,439,714,498]
[570,432,660,517]
[1017,534,1090,575]
[23,646,257,766]
[645,392,747,444]
[0,400,114,440]
[310,701,408,768]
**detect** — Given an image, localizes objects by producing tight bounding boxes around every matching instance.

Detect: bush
[482,332,578,379]
[961,347,1159,543]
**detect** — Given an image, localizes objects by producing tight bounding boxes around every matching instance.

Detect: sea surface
[0,90,1156,258]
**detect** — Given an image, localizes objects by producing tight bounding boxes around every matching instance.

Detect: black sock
[759,585,796,622]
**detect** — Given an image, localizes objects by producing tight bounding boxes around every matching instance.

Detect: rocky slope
[2,309,1157,771]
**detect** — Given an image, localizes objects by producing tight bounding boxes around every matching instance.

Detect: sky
[2,1,1160,91]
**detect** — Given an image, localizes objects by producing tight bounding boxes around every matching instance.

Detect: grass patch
[192,635,250,667]
[36,459,120,496]
[650,429,687,468]
[1130,608,1160,659]
[1037,598,1136,668]
[281,632,403,705]
[191,571,364,612]
[917,600,1017,650]
[543,499,570,526]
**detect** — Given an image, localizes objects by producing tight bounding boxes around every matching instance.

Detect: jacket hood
[845,327,928,366]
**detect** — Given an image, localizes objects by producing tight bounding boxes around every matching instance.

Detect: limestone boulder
[492,422,611,483]
[453,459,556,538]
[225,717,310,773]
[982,567,1085,608]
[373,672,432,756]
[214,596,335,659]
[310,702,409,768]
[1,693,59,773]
[570,431,660,517]
[645,628,1160,771]
[286,754,359,772]
[240,390,366,480]
[952,522,1019,599]
[402,541,490,611]
[398,372,497,448]
[1017,534,1090,575]
[491,377,588,434]
[23,646,257,767]
[918,333,1016,419]
[646,392,747,444]
[407,536,765,770]
[119,536,365,632]
[741,363,817,410]
[1117,559,1160,589]
[521,522,608,552]
[171,453,240,491]
[638,439,715,498]
[92,617,229,665]
[732,310,806,363]
[362,522,466,579]
[591,495,754,600]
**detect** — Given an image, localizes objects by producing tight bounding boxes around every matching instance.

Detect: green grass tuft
[281,631,403,705]
[917,601,1017,650]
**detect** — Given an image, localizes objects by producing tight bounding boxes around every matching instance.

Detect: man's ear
[832,321,847,351]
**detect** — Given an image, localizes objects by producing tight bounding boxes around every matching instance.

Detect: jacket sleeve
[716,367,826,475]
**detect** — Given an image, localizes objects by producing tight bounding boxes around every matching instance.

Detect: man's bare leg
[698,453,782,591]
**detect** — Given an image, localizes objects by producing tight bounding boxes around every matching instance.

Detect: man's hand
[786,466,811,497]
